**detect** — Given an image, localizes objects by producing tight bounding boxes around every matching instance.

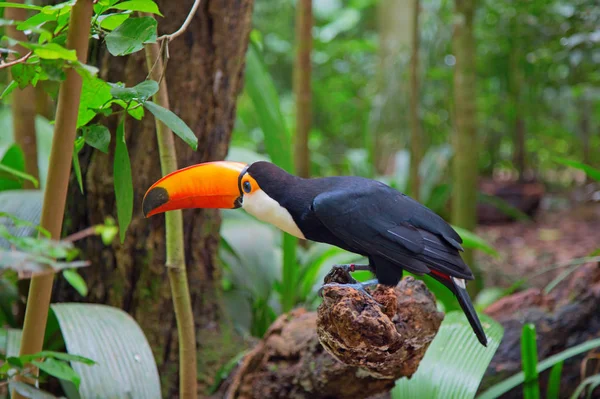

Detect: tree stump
[220,272,444,399]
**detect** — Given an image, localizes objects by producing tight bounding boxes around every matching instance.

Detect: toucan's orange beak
[142,161,247,217]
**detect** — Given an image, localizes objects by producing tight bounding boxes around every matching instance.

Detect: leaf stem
[143,18,198,399]
[157,0,201,43]
[13,1,94,397]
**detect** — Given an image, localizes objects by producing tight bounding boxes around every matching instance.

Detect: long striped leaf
[392,311,503,399]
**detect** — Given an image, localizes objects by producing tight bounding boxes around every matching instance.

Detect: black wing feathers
[312,182,473,280]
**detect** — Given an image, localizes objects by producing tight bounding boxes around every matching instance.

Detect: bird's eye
[243,181,252,193]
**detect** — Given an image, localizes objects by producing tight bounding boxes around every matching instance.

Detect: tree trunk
[54,1,254,396]
[293,0,312,179]
[509,34,525,182]
[408,0,421,201]
[451,0,478,293]
[373,0,414,174]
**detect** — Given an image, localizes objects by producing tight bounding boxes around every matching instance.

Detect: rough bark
[408,0,421,201]
[219,272,443,399]
[480,262,600,398]
[451,0,478,290]
[293,0,312,179]
[53,1,254,396]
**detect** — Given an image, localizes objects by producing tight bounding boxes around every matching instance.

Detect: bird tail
[430,271,488,347]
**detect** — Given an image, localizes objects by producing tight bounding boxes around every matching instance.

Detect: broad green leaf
[479,338,600,398]
[23,42,77,61]
[105,17,157,56]
[0,144,26,191]
[452,226,499,257]
[32,358,82,389]
[111,0,162,16]
[0,146,38,189]
[521,324,540,399]
[110,79,159,102]
[1,80,17,99]
[63,269,88,297]
[72,137,84,193]
[554,157,600,182]
[143,101,198,150]
[77,75,112,127]
[16,11,55,31]
[546,361,563,399]
[392,312,503,399]
[82,124,111,153]
[113,120,133,243]
[9,382,57,399]
[11,63,40,89]
[50,303,161,398]
[96,12,130,30]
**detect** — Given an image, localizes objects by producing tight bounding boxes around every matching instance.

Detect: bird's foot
[322,264,371,286]
[318,279,381,304]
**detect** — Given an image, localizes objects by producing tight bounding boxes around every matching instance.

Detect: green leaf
[72,137,84,194]
[0,144,26,191]
[77,75,112,128]
[554,157,600,182]
[244,40,294,173]
[32,358,82,389]
[0,3,42,10]
[521,323,540,399]
[143,101,198,150]
[0,149,38,187]
[63,269,88,297]
[11,63,40,89]
[81,124,111,153]
[23,42,77,61]
[479,338,600,398]
[113,119,133,243]
[19,350,95,366]
[9,382,58,399]
[110,79,159,102]
[546,361,563,399]
[452,226,499,257]
[105,16,157,56]
[50,303,161,398]
[392,312,503,399]
[111,0,162,16]
[96,12,131,31]
[1,80,17,99]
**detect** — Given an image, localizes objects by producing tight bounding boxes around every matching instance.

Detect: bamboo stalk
[293,0,312,179]
[14,1,93,397]
[143,34,198,399]
[409,0,422,201]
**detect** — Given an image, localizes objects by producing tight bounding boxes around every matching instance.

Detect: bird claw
[318,280,384,308]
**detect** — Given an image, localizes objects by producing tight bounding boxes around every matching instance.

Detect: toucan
[142,160,488,346]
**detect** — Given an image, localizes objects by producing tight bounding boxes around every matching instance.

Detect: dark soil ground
[476,199,600,290]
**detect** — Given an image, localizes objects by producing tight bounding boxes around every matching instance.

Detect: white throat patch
[242,189,306,239]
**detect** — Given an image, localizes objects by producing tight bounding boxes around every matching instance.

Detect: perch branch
[222,273,443,399]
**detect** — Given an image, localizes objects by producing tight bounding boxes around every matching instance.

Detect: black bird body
[143,160,488,346]
[247,162,487,346]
